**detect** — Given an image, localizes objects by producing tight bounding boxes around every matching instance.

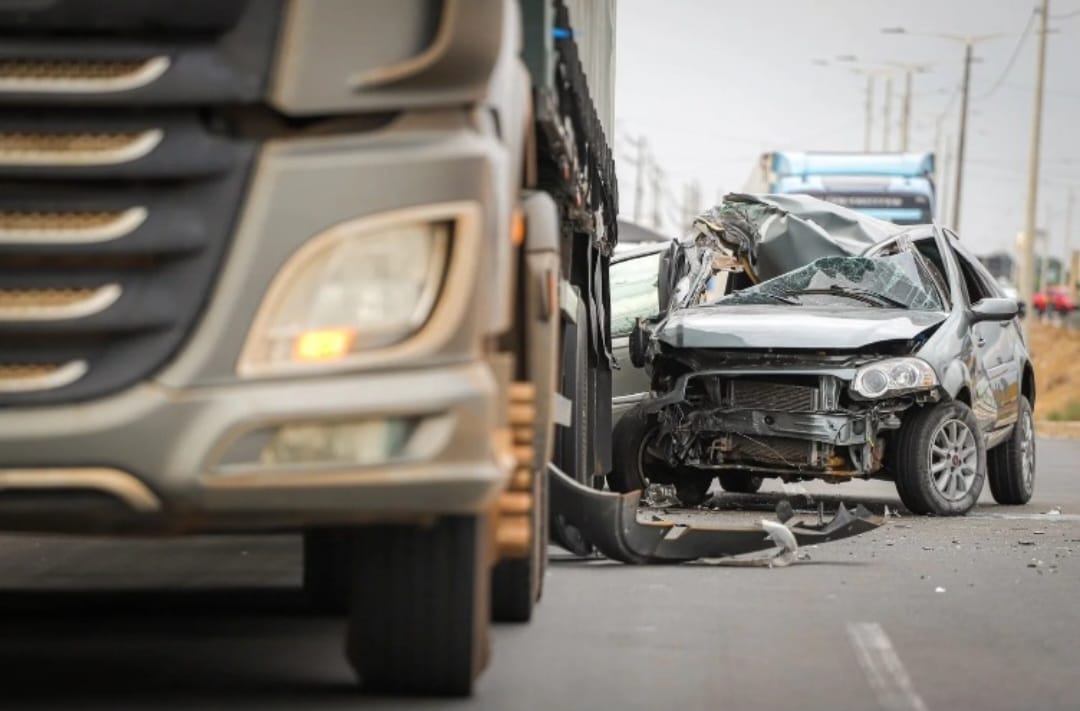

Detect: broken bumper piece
[549,463,882,564]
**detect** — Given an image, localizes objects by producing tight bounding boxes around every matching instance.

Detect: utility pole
[900,69,913,151]
[650,164,662,231]
[1021,0,1050,330]
[631,136,647,223]
[938,134,953,224]
[864,74,874,152]
[952,40,974,231]
[1067,187,1077,298]
[882,75,893,151]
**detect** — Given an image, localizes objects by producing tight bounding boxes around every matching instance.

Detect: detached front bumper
[0,359,504,533]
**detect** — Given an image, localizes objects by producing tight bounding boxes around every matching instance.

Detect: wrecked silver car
[610,194,1036,516]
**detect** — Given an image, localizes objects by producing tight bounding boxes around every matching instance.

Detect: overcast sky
[613,0,1080,259]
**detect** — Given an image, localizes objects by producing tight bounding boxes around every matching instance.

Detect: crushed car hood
[656,305,946,350]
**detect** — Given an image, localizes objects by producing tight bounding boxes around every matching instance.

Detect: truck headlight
[239,206,470,376]
[851,357,938,399]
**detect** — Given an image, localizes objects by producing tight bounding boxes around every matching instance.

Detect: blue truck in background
[745,151,936,225]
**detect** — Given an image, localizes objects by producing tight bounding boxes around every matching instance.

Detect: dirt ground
[1029,319,1080,431]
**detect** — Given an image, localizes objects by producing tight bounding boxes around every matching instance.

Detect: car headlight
[851,357,938,399]
[239,208,459,376]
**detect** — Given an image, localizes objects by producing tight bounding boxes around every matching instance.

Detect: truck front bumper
[0,359,505,533]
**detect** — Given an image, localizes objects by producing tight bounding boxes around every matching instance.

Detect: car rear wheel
[718,472,764,494]
[344,516,490,696]
[893,401,986,516]
[609,404,712,506]
[987,395,1036,505]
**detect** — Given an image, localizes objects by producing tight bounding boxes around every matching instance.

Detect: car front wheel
[987,395,1036,505]
[893,401,986,515]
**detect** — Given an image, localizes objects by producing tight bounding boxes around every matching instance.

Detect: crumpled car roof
[691,193,909,283]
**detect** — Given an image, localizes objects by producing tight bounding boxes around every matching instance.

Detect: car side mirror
[971,297,1019,322]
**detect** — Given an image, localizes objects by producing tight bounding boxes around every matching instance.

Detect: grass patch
[1048,400,1080,421]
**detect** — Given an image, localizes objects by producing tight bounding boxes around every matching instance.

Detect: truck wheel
[344,516,490,696]
[492,464,547,622]
[718,472,764,494]
[609,404,711,506]
[302,529,350,614]
[987,395,1036,505]
[893,401,985,516]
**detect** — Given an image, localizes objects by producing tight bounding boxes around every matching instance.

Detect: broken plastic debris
[1045,506,1062,516]
[1018,540,1036,546]
[1033,530,1046,535]
[642,482,680,508]
[884,505,901,518]
[934,586,946,593]
[1028,559,1044,568]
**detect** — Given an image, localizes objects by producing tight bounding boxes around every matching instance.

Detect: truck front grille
[0,0,284,406]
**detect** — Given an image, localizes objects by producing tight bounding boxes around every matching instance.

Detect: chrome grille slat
[0,360,87,392]
[0,129,163,166]
[0,207,147,243]
[0,284,121,320]
[0,57,170,93]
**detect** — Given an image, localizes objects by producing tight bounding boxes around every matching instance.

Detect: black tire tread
[987,396,1035,505]
[345,516,489,696]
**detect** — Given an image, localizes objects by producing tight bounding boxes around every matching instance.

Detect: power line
[975,6,1037,101]
[1050,6,1080,19]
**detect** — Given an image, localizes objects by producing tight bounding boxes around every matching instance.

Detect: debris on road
[1045,506,1062,516]
[642,483,680,508]
[935,586,946,593]
[1019,540,1036,546]
[1028,559,1044,568]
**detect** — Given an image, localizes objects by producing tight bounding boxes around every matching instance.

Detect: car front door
[609,248,664,424]
[948,236,1020,431]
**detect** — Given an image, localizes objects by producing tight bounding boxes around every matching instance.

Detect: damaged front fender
[549,463,883,564]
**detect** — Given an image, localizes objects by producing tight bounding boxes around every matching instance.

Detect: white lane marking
[968,512,1080,521]
[846,622,929,711]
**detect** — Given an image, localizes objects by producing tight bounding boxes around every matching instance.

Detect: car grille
[0,0,284,406]
[732,435,814,467]
[706,377,819,412]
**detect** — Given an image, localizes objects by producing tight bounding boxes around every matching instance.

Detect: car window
[950,245,996,305]
[610,251,662,338]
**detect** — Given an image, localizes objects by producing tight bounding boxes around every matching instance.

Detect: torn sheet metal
[691,193,905,284]
[548,462,883,564]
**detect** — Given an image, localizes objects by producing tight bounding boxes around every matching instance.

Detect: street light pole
[952,40,973,230]
[1021,0,1050,330]
[901,69,913,151]
[864,73,874,152]
[882,75,893,151]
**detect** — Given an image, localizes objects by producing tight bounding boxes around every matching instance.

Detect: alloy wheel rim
[929,418,978,501]
[1020,410,1035,490]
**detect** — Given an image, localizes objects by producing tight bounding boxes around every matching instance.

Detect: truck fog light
[261,418,412,466]
[237,203,480,377]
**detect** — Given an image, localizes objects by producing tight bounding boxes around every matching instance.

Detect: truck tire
[893,401,985,516]
[344,516,490,696]
[718,472,764,494]
[491,464,547,622]
[302,529,350,614]
[609,404,711,506]
[987,395,1036,505]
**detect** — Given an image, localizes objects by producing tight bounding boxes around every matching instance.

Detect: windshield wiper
[781,285,910,308]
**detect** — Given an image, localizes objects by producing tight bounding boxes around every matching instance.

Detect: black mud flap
[548,464,883,564]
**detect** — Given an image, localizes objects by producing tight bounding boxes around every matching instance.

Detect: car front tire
[893,401,986,516]
[609,404,712,506]
[988,395,1036,505]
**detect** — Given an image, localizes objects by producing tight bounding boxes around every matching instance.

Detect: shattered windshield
[710,252,944,311]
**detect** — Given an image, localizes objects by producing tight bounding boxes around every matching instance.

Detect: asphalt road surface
[1,437,1078,711]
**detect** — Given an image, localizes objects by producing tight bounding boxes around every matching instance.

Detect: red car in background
[1032,285,1076,315]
